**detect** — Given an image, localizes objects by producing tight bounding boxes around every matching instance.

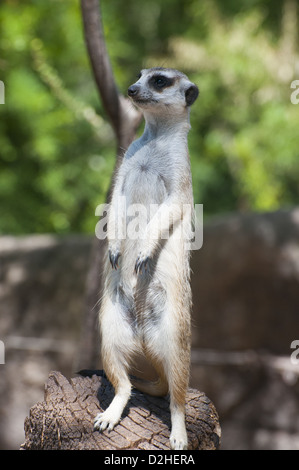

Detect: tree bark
[76,0,142,370]
[80,0,141,156]
[21,371,221,450]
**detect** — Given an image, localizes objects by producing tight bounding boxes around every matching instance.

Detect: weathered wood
[21,371,221,450]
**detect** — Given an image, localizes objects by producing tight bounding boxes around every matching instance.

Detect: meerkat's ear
[185,84,199,106]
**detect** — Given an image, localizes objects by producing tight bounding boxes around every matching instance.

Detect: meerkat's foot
[94,388,130,433]
[169,407,188,450]
[94,409,120,432]
[169,428,188,450]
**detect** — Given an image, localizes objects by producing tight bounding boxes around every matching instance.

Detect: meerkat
[93,67,199,450]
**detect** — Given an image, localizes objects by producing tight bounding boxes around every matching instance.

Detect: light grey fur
[94,68,199,450]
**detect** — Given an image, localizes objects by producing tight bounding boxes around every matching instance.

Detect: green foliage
[185,7,299,213]
[0,0,298,234]
[0,0,114,234]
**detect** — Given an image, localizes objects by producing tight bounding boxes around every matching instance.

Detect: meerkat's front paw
[135,252,150,274]
[108,247,121,270]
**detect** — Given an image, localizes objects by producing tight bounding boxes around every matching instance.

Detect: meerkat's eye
[149,74,174,91]
[155,76,167,88]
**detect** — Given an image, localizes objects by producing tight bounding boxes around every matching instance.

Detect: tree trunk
[76,0,142,371]
[21,371,221,450]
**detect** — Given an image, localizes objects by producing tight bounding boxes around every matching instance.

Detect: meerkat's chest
[120,145,171,205]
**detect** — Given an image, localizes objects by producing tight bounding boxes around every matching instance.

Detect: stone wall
[0,235,92,449]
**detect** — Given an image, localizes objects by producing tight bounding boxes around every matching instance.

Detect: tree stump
[21,371,221,450]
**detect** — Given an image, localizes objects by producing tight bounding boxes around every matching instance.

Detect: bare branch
[80,0,121,138]
[80,0,142,151]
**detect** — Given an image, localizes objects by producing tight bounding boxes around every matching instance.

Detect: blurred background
[0,0,299,450]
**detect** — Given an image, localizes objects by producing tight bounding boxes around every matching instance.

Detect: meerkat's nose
[128,85,139,97]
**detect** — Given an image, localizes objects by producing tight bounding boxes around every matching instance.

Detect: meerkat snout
[127,84,139,97]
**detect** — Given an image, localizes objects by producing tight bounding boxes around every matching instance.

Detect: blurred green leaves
[0,0,298,234]
[0,0,114,234]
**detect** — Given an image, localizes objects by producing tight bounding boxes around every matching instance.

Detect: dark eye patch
[149,74,175,91]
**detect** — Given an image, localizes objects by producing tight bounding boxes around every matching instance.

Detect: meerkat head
[128,67,199,114]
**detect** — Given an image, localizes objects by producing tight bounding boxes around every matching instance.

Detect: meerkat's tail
[130,374,169,397]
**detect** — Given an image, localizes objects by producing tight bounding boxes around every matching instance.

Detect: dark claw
[109,250,120,270]
[135,256,149,275]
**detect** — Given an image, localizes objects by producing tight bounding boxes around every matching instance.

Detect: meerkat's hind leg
[143,320,190,450]
[169,403,188,450]
[94,293,135,433]
[167,354,189,450]
[93,374,131,432]
[168,326,190,450]
[156,307,190,450]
